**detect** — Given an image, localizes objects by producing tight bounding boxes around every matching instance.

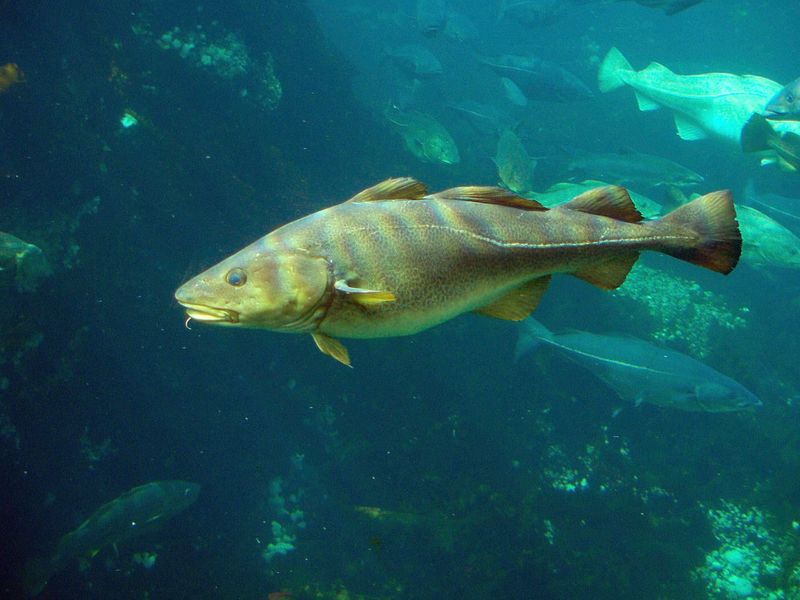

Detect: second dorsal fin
[346,178,428,203]
[427,186,546,211]
[560,186,643,223]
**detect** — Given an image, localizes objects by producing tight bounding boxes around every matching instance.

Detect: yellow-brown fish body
[175,178,741,365]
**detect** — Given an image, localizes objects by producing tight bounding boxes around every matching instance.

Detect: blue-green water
[1,1,799,598]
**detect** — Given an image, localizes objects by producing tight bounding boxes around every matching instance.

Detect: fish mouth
[178,302,239,324]
[764,108,789,120]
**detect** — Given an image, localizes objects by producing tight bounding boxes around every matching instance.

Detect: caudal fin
[598,47,633,93]
[656,190,742,274]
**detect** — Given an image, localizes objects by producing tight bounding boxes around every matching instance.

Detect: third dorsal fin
[347,177,428,203]
[427,186,546,211]
[560,186,643,223]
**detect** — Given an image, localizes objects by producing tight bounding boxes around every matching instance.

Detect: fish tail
[654,190,742,274]
[597,47,633,93]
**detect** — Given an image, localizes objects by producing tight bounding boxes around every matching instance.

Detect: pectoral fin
[335,280,397,305]
[475,276,551,321]
[312,332,351,367]
[673,114,708,141]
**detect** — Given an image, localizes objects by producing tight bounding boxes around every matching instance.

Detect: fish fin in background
[657,190,742,274]
[572,252,640,289]
[334,280,397,305]
[597,46,633,93]
[311,332,351,367]
[673,113,709,140]
[634,91,660,111]
[347,177,428,203]
[560,186,643,222]
[514,317,555,361]
[476,275,551,321]
[427,186,547,210]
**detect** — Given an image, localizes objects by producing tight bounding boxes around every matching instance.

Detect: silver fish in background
[765,77,800,120]
[598,47,792,144]
[416,0,447,36]
[567,148,704,189]
[744,181,800,231]
[501,76,529,107]
[447,100,515,135]
[23,481,200,596]
[516,319,762,412]
[481,53,594,102]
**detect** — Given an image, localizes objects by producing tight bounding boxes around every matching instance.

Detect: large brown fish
[175,178,741,366]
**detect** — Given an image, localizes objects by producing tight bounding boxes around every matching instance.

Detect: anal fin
[312,332,352,367]
[475,276,551,321]
[673,113,708,141]
[572,253,639,290]
[634,91,660,111]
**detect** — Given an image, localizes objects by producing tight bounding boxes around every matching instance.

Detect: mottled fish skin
[175,179,741,365]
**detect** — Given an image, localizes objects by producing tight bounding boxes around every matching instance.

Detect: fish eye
[225,268,247,287]
[787,93,795,103]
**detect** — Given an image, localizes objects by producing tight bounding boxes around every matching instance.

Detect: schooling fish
[175,178,741,366]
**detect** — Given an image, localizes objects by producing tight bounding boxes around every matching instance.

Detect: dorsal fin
[426,186,546,211]
[475,276,551,321]
[347,178,428,203]
[572,253,639,290]
[560,186,643,223]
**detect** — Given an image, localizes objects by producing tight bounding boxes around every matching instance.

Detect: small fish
[598,47,800,146]
[23,481,200,596]
[385,107,460,165]
[516,319,762,412]
[494,129,537,194]
[0,63,24,93]
[175,178,741,366]
[481,54,594,102]
[619,0,704,14]
[765,77,800,121]
[567,148,704,189]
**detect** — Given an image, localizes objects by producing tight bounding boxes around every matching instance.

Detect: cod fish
[765,76,800,121]
[175,178,741,366]
[481,54,594,102]
[494,129,537,194]
[516,319,762,412]
[567,148,704,189]
[385,44,442,78]
[385,107,460,165]
[598,47,799,145]
[736,205,800,270]
[24,481,200,596]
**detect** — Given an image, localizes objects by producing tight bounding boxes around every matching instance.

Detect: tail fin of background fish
[514,318,554,362]
[597,47,633,93]
[655,190,742,274]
